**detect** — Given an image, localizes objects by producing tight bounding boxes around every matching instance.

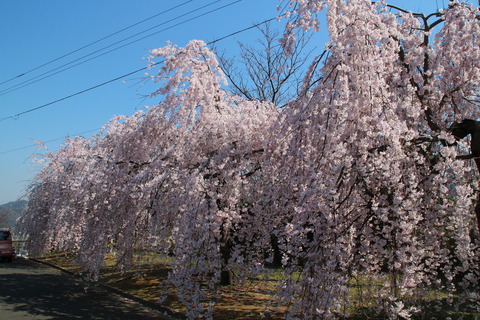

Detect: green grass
[36,252,480,320]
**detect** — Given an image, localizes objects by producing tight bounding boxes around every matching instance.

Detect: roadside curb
[29,258,186,320]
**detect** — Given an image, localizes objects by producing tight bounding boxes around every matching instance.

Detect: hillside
[0,200,27,227]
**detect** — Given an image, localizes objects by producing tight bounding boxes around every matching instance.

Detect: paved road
[0,258,175,320]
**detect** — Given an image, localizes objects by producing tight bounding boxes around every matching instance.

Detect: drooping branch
[449,119,480,171]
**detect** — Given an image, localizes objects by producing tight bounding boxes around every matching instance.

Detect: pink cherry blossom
[19,1,479,319]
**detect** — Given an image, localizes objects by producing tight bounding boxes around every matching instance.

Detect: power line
[207,16,278,45]
[0,13,280,125]
[0,0,227,96]
[0,129,101,156]
[0,15,285,155]
[0,64,155,122]
[0,0,194,88]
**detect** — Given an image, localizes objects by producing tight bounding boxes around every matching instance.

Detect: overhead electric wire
[207,16,278,45]
[0,129,101,156]
[0,15,285,162]
[0,12,280,125]
[0,0,228,96]
[0,14,284,154]
[0,64,157,122]
[0,0,194,88]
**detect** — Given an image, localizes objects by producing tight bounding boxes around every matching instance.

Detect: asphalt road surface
[0,258,175,320]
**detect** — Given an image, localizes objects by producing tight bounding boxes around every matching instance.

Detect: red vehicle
[0,229,15,262]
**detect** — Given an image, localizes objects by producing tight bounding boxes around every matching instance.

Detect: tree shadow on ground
[0,259,172,320]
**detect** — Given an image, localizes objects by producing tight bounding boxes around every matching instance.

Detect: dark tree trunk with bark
[449,119,480,236]
[476,194,480,237]
[219,231,233,286]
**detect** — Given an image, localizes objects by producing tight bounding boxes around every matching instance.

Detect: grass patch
[37,252,283,319]
[36,253,480,319]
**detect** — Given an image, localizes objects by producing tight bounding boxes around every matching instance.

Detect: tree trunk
[219,235,233,286]
[220,269,234,286]
[265,234,283,268]
[476,193,480,238]
[475,158,480,237]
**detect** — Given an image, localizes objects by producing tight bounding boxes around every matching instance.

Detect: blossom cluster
[19,1,479,319]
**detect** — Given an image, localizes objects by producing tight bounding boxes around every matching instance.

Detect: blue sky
[0,0,473,204]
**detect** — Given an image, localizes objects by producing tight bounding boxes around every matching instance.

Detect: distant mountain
[2,200,27,212]
[0,200,27,227]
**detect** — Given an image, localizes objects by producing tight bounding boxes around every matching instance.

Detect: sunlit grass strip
[36,252,480,320]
